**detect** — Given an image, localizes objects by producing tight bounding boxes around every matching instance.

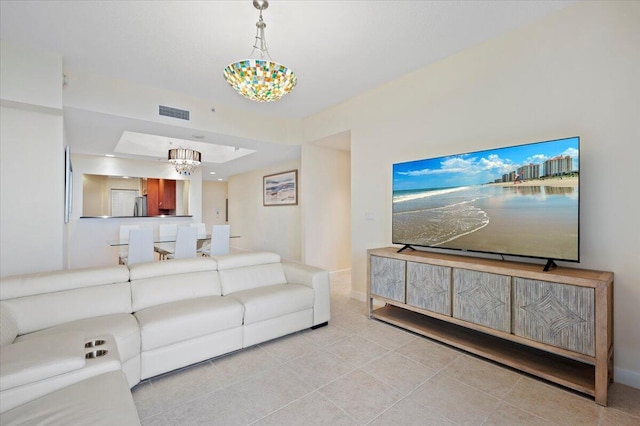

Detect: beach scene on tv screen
[392,137,579,261]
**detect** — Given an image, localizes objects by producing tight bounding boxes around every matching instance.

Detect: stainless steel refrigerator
[133,196,147,217]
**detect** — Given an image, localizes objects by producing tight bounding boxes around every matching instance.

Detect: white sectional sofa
[0,252,330,425]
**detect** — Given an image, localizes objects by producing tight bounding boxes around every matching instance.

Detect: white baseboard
[614,367,640,389]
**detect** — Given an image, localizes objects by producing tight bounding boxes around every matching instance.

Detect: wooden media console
[367,247,614,405]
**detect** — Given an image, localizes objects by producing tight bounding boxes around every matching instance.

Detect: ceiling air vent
[159,105,190,121]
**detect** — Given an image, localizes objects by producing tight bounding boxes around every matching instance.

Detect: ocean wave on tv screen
[392,201,489,247]
[393,185,488,215]
[393,186,470,204]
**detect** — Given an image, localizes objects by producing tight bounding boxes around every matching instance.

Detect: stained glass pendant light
[223,0,297,102]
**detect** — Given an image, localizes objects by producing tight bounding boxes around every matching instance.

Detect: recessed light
[217,178,223,181]
[209,171,216,175]
[105,154,114,157]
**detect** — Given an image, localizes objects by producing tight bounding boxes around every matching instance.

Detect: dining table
[107,234,240,260]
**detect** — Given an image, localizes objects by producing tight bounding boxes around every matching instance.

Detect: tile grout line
[363,340,466,426]
[245,374,359,425]
[239,338,363,425]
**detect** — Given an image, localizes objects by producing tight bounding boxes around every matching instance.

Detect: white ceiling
[0,0,574,180]
[63,107,301,179]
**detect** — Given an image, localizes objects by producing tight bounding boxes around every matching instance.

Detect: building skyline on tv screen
[392,137,580,262]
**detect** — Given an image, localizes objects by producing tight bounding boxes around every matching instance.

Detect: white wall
[68,154,202,268]
[0,42,64,277]
[202,181,228,231]
[0,107,64,276]
[228,159,301,261]
[82,174,107,216]
[301,143,351,271]
[0,40,63,110]
[302,1,640,387]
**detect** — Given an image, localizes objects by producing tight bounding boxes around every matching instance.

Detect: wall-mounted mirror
[82,174,190,217]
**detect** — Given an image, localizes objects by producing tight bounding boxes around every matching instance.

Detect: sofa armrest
[282,261,330,326]
[1,371,141,426]
[0,332,86,391]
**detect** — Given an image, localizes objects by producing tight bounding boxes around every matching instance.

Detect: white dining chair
[118,225,140,265]
[158,224,178,240]
[155,223,178,259]
[168,226,198,259]
[190,223,208,255]
[189,222,207,238]
[203,224,230,256]
[127,228,154,265]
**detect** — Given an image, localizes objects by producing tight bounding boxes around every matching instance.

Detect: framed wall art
[263,170,298,206]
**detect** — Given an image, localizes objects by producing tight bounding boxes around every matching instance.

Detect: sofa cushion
[214,251,281,269]
[218,263,288,295]
[0,371,140,426]
[227,284,314,325]
[128,257,217,281]
[129,258,221,312]
[1,283,132,335]
[216,252,287,295]
[16,314,139,364]
[134,296,244,351]
[0,332,85,392]
[0,266,129,300]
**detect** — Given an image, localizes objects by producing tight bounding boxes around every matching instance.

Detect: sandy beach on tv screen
[441,177,579,260]
[442,212,577,260]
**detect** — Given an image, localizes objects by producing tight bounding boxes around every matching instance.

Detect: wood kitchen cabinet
[145,178,176,215]
[158,179,176,210]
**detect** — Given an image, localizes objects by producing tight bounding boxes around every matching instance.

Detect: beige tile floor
[132,271,640,425]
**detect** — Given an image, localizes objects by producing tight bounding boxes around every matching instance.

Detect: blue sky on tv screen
[393,137,579,191]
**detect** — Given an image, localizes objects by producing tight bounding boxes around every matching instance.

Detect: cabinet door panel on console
[407,262,451,316]
[370,256,405,302]
[453,269,511,332]
[513,278,595,356]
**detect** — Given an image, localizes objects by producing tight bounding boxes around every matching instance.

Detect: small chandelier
[223,0,297,102]
[168,148,201,176]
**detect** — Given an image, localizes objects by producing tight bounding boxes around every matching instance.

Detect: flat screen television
[392,136,580,269]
